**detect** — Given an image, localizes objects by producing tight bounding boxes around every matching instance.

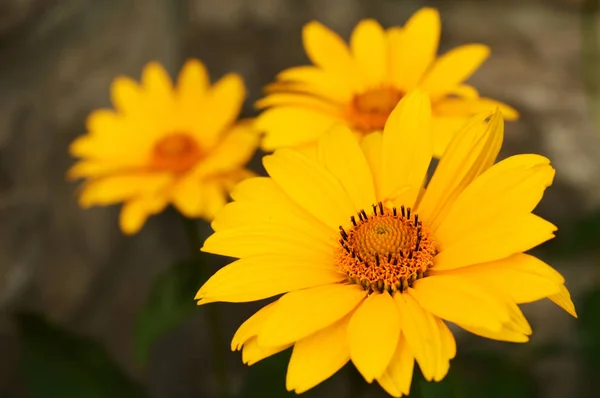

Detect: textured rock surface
[0,0,598,397]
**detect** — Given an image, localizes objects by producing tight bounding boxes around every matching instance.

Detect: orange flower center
[348,87,404,133]
[151,133,203,173]
[336,203,436,294]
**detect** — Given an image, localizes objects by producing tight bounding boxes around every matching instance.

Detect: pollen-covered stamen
[152,132,203,173]
[336,202,437,294]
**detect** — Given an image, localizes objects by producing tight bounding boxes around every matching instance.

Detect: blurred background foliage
[1,0,600,397]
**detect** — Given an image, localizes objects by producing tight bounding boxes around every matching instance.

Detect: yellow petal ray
[199,182,227,220]
[409,277,511,332]
[274,66,354,103]
[457,323,529,343]
[348,292,401,383]
[435,97,519,120]
[196,74,246,147]
[263,149,355,230]
[381,90,432,207]
[195,255,345,304]
[241,337,291,365]
[549,284,578,318]
[430,116,471,158]
[258,284,366,347]
[257,107,342,151]
[420,44,491,99]
[177,59,209,100]
[286,313,352,393]
[351,19,387,86]
[437,318,456,360]
[446,84,479,99]
[119,195,168,235]
[171,175,204,217]
[202,224,335,259]
[395,293,439,381]
[418,110,503,230]
[360,132,383,198]
[232,302,278,351]
[434,213,557,271]
[78,173,173,207]
[317,125,377,211]
[435,253,563,303]
[377,335,414,397]
[141,62,176,129]
[110,77,144,115]
[255,93,342,114]
[436,154,556,246]
[67,161,136,180]
[302,21,365,91]
[389,8,441,91]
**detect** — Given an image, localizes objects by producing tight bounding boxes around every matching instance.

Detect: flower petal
[286,314,352,393]
[258,284,366,347]
[418,110,503,229]
[434,213,556,271]
[381,90,432,207]
[389,8,440,91]
[272,66,354,103]
[549,284,578,318]
[263,149,355,230]
[457,323,529,343]
[241,337,291,365]
[360,132,383,198]
[318,125,377,211]
[119,195,168,235]
[409,276,511,332]
[79,173,172,207]
[195,255,345,304]
[420,44,490,99]
[232,302,278,350]
[351,19,387,86]
[377,335,414,397]
[435,97,519,120]
[348,292,401,382]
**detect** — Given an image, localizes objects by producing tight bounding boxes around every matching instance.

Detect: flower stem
[182,217,229,398]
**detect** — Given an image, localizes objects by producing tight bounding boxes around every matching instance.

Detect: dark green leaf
[16,312,145,398]
[134,259,204,366]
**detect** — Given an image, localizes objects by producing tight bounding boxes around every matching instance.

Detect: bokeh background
[1,0,600,397]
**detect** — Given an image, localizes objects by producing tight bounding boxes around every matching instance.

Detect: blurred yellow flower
[256,8,518,157]
[69,60,258,235]
[196,91,575,396]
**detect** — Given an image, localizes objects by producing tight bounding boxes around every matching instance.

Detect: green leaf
[419,350,538,398]
[16,312,146,398]
[134,259,204,366]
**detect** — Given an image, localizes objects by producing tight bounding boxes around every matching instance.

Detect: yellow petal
[389,8,440,91]
[110,77,144,115]
[409,277,511,331]
[436,154,556,247]
[195,255,345,304]
[446,84,479,99]
[437,318,456,360]
[177,58,209,100]
[232,302,278,350]
[257,107,342,151]
[197,74,246,147]
[79,173,173,207]
[317,125,377,211]
[434,213,556,271]
[348,292,401,382]
[67,161,129,180]
[199,182,227,220]
[395,293,440,381]
[437,253,563,303]
[377,335,414,397]
[420,44,490,99]
[171,176,204,217]
[259,284,366,347]
[351,19,387,85]
[435,97,519,120]
[263,149,355,230]
[141,62,176,128]
[457,323,529,343]
[418,110,503,229]
[119,195,168,235]
[256,93,342,113]
[274,66,354,103]
[549,284,578,318]
[302,21,365,91]
[360,132,383,198]
[241,337,291,365]
[286,314,352,393]
[430,116,469,158]
[381,90,432,207]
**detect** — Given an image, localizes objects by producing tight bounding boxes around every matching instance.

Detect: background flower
[68,60,259,234]
[256,8,518,157]
[196,91,575,396]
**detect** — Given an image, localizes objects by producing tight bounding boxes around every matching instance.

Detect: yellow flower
[256,8,518,157]
[68,60,259,235]
[196,90,575,396]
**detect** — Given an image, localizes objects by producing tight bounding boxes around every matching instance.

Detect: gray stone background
[0,0,599,397]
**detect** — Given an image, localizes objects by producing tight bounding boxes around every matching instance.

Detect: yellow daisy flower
[68,60,259,235]
[256,8,519,157]
[196,90,576,396]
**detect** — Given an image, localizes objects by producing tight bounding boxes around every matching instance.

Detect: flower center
[348,87,404,133]
[336,202,436,294]
[151,133,203,173]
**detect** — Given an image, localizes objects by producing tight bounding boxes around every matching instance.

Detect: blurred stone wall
[0,0,598,397]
